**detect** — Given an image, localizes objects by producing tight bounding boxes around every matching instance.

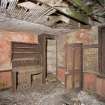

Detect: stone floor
[0,81,105,105]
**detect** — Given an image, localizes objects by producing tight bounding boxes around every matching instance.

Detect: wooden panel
[0,71,12,89]
[47,39,56,74]
[31,73,42,85]
[12,52,40,59]
[83,48,98,72]
[74,45,82,89]
[13,66,41,74]
[12,42,41,67]
[65,43,83,90]
[38,35,47,83]
[12,55,41,67]
[99,27,105,74]
[101,28,105,74]
[65,74,73,89]
[66,46,74,72]
[38,34,56,83]
[12,42,39,48]
[13,48,40,53]
[17,72,31,90]
[12,42,42,91]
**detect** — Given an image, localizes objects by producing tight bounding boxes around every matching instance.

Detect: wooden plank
[12,60,40,67]
[65,74,73,89]
[65,43,83,90]
[17,71,31,90]
[38,34,56,83]
[38,34,47,83]
[83,44,98,48]
[12,71,17,92]
[12,52,41,59]
[98,26,105,74]
[31,73,42,85]
[12,47,41,52]
[12,42,40,47]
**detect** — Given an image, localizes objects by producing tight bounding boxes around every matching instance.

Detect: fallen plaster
[0,82,104,105]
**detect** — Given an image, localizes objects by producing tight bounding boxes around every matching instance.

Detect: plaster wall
[57,27,98,83]
[0,31,38,89]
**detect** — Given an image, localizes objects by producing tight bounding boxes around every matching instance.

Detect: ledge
[83,71,98,75]
[97,73,105,79]
[83,71,105,79]
[0,69,12,72]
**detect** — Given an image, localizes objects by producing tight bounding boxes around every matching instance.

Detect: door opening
[65,43,83,90]
[46,38,57,82]
[38,34,57,83]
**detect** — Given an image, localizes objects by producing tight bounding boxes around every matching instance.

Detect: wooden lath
[0,0,56,24]
[0,0,89,26]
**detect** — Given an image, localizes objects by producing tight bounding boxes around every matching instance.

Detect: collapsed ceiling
[0,15,72,35]
[0,0,105,34]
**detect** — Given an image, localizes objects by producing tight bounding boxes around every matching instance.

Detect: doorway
[38,34,57,83]
[46,38,57,82]
[65,43,83,90]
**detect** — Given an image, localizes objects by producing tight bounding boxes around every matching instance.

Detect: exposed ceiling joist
[0,0,104,30]
[0,0,56,25]
[28,0,89,25]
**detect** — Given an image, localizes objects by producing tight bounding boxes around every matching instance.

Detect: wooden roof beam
[28,0,89,25]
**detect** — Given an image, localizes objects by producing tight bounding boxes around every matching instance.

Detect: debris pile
[0,82,104,105]
[77,91,104,105]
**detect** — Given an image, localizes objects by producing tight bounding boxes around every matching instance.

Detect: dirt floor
[0,81,105,105]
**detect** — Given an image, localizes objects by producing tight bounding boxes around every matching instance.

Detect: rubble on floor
[0,82,104,105]
[78,91,104,105]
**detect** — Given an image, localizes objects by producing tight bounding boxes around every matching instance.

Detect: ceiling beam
[56,10,89,25]
[28,0,89,25]
[18,0,26,3]
[65,0,102,23]
[95,0,105,8]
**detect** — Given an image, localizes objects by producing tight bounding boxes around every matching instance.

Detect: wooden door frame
[98,25,105,76]
[65,43,83,90]
[38,34,57,83]
[96,25,105,78]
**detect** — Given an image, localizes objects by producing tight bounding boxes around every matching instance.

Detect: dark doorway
[65,43,83,90]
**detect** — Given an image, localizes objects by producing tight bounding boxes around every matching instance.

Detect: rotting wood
[12,42,42,91]
[65,43,83,90]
